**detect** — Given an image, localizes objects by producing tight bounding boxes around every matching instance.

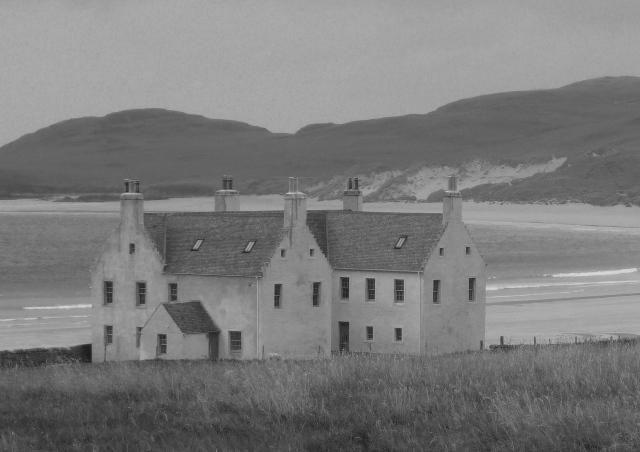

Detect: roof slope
[145,210,444,275]
[310,211,444,271]
[163,301,220,334]
[145,212,285,276]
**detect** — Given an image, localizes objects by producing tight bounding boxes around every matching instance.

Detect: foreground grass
[2,344,640,451]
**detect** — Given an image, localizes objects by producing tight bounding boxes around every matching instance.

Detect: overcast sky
[1,1,639,146]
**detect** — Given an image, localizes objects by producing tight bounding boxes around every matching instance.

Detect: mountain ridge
[2,76,640,205]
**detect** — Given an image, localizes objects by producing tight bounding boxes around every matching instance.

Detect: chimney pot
[348,178,353,190]
[228,176,233,190]
[354,177,359,190]
[124,179,130,193]
[134,180,140,193]
[448,175,458,192]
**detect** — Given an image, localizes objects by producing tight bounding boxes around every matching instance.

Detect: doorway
[339,322,349,352]
[208,332,219,360]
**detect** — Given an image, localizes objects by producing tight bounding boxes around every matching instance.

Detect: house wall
[331,270,422,355]
[422,221,486,354]
[259,226,332,358]
[171,274,257,360]
[140,306,209,360]
[91,224,166,363]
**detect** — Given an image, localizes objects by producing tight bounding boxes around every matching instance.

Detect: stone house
[91,176,485,362]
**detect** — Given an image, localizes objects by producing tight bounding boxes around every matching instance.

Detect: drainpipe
[255,276,260,359]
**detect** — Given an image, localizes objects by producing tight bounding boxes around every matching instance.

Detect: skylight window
[243,240,256,253]
[394,236,408,249]
[191,239,204,251]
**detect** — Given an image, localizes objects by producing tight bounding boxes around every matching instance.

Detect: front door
[339,322,349,352]
[208,332,219,360]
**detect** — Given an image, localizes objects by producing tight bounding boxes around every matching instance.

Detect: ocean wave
[487,280,639,291]
[547,268,638,278]
[22,304,91,310]
[1,320,90,328]
[487,290,583,299]
[0,317,38,322]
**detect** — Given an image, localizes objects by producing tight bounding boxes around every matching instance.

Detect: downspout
[255,276,260,359]
[419,271,424,355]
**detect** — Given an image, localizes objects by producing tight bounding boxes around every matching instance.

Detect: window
[274,284,282,308]
[312,282,321,307]
[136,282,146,306]
[136,327,142,348]
[280,249,286,258]
[394,279,405,303]
[103,281,113,305]
[469,278,476,302]
[439,247,444,256]
[129,243,135,254]
[168,283,178,302]
[433,280,441,304]
[157,334,167,355]
[394,235,408,249]
[105,325,113,345]
[366,278,375,301]
[465,246,471,256]
[191,239,204,251]
[340,277,350,299]
[229,331,242,353]
[394,327,403,343]
[309,248,315,258]
[366,326,374,341]
[243,240,256,253]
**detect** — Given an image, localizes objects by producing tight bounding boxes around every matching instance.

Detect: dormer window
[243,240,256,253]
[191,239,204,251]
[394,236,408,249]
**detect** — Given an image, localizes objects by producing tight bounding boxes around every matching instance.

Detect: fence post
[534,336,536,346]
[480,340,484,350]
[500,336,504,346]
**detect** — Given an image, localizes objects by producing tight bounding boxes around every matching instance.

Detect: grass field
[2,343,640,451]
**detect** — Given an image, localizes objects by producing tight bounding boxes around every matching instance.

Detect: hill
[2,76,640,203]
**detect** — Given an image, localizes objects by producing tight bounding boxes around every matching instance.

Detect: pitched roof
[145,212,285,276]
[162,301,220,334]
[144,210,444,275]
[309,211,444,271]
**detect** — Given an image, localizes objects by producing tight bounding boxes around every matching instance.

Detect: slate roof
[144,210,444,275]
[162,301,220,334]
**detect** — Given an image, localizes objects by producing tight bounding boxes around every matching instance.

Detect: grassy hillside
[1,76,640,202]
[2,344,640,451]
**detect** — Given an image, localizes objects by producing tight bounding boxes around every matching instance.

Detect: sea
[2,199,640,351]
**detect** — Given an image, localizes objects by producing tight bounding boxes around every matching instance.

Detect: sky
[1,0,640,146]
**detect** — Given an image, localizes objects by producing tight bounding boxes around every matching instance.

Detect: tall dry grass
[2,343,640,451]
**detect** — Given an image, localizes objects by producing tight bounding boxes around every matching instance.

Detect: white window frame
[394,279,405,304]
[393,326,404,344]
[229,331,242,353]
[365,326,374,342]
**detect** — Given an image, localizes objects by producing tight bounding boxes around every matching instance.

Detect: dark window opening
[366,278,375,301]
[105,325,113,345]
[439,247,444,256]
[312,282,321,307]
[366,326,374,341]
[465,246,471,255]
[136,282,146,306]
[274,284,282,308]
[469,278,476,301]
[433,280,441,304]
[340,277,350,299]
[280,249,286,258]
[103,281,113,305]
[394,279,405,303]
[157,334,167,355]
[394,327,403,342]
[310,248,315,257]
[229,331,242,353]
[129,243,135,254]
[168,283,178,302]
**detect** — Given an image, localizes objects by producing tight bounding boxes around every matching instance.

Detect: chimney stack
[284,177,307,230]
[215,175,240,212]
[442,175,462,225]
[121,179,144,236]
[343,177,363,211]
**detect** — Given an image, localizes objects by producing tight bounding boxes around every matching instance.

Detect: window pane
[168,283,178,302]
[103,281,113,305]
[137,282,146,305]
[395,328,402,342]
[158,334,167,354]
[366,279,375,301]
[274,284,282,308]
[366,326,374,341]
[394,279,404,302]
[469,278,476,301]
[105,325,113,344]
[229,331,242,352]
[433,280,440,304]
[341,277,349,299]
[312,282,321,307]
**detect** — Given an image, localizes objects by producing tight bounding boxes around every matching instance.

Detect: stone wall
[0,344,92,367]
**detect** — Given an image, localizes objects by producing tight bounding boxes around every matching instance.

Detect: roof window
[394,236,408,249]
[243,240,256,253]
[191,239,204,251]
